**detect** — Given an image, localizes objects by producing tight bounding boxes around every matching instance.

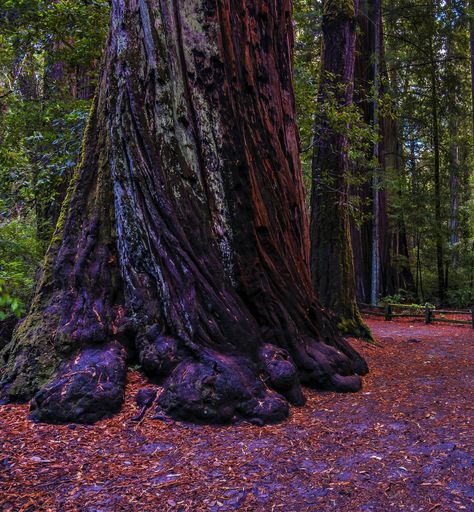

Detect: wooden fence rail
[359,303,474,329]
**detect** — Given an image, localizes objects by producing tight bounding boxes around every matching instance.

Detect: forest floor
[1,317,473,512]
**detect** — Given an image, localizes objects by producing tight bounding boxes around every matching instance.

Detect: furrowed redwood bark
[0,0,366,425]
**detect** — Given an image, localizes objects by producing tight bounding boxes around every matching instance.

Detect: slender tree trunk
[446,0,460,266]
[370,0,381,305]
[383,113,415,296]
[310,0,370,339]
[415,235,424,301]
[429,28,445,302]
[432,72,444,303]
[448,137,460,264]
[409,136,423,301]
[0,0,367,425]
[351,0,405,303]
[384,59,415,296]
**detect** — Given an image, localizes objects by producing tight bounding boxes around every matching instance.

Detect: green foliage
[445,286,474,308]
[379,293,409,306]
[298,76,380,224]
[0,97,90,217]
[0,0,108,316]
[379,298,433,309]
[0,216,42,318]
[294,6,380,225]
[294,0,474,308]
[294,0,322,191]
[0,0,472,315]
[378,0,474,306]
[0,0,109,71]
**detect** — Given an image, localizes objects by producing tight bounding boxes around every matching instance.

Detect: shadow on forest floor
[1,318,473,511]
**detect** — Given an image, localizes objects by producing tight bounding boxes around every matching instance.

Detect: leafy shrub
[0,216,42,318]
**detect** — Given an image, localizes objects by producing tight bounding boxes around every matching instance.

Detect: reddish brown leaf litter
[1,317,473,512]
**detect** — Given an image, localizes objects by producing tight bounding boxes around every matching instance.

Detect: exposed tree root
[29,342,127,424]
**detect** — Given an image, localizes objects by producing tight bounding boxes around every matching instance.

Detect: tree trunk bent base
[0,0,367,425]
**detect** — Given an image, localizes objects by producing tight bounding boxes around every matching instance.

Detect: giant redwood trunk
[310,0,370,339]
[0,0,367,425]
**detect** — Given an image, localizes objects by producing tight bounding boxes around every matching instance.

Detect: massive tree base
[1,323,367,425]
[0,0,367,425]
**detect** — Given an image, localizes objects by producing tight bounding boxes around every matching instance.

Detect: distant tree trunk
[310,0,370,338]
[370,0,381,305]
[448,133,460,267]
[44,47,98,103]
[408,136,424,301]
[382,110,415,295]
[432,72,444,302]
[0,0,367,425]
[468,0,474,256]
[351,0,406,303]
[446,0,460,268]
[428,5,445,303]
[351,0,374,304]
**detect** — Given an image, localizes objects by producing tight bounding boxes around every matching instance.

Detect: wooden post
[471,306,474,329]
[385,304,392,321]
[425,306,432,324]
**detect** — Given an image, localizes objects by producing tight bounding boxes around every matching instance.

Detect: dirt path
[1,318,473,511]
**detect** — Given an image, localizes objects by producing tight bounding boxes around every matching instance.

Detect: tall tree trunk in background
[351,0,373,303]
[0,0,367,425]
[432,72,444,302]
[382,109,415,296]
[351,0,389,303]
[44,47,98,102]
[446,0,460,269]
[470,0,474,146]
[310,0,370,339]
[370,0,381,305]
[409,136,424,301]
[351,0,402,304]
[428,4,445,303]
[431,66,444,302]
[468,0,474,247]
[383,39,415,297]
